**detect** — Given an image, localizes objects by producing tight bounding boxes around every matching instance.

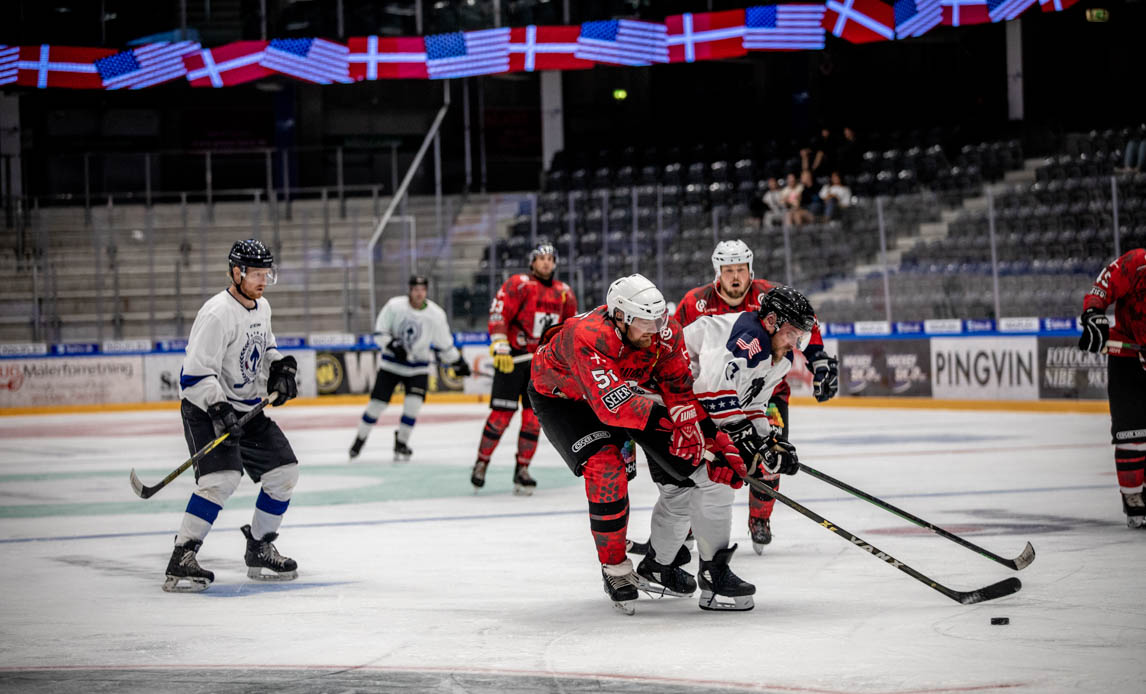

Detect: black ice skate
[698,544,755,611]
[513,463,537,496]
[1123,491,1146,529]
[241,524,298,581]
[393,431,413,462]
[602,561,639,615]
[348,436,366,460]
[635,545,696,598]
[471,459,489,490]
[750,517,772,554]
[162,538,214,593]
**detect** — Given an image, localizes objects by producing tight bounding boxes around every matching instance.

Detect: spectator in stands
[786,170,817,227]
[1121,127,1146,172]
[801,127,836,176]
[762,177,787,228]
[817,172,853,222]
[781,172,802,211]
[836,126,861,176]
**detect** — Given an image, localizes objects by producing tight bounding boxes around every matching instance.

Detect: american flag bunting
[424,29,511,79]
[744,4,827,51]
[260,38,351,84]
[574,19,668,66]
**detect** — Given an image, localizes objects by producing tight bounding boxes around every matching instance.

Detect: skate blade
[698,590,755,611]
[247,567,298,581]
[611,599,636,616]
[626,539,650,555]
[162,576,211,593]
[633,575,694,599]
[513,484,535,496]
[752,542,765,555]
[1128,517,1146,529]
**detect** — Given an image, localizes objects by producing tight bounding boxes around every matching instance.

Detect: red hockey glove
[660,403,707,467]
[705,430,747,489]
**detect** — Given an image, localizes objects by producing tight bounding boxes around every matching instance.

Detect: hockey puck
[990,617,1010,625]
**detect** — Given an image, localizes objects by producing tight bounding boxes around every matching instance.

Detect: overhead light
[1085,8,1109,22]
[613,88,628,102]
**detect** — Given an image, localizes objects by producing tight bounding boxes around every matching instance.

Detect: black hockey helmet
[529,241,558,266]
[228,239,274,269]
[409,274,429,288]
[758,285,817,333]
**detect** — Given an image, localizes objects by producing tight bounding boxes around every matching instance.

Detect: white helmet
[711,239,754,279]
[607,274,668,331]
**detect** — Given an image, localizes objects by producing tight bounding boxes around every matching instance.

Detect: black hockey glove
[722,418,768,471]
[207,401,243,439]
[450,356,471,378]
[808,350,839,403]
[387,337,408,363]
[761,438,799,476]
[1078,307,1109,354]
[267,356,298,405]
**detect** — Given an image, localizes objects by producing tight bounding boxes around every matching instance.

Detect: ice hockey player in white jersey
[633,285,813,611]
[349,275,470,461]
[165,239,301,593]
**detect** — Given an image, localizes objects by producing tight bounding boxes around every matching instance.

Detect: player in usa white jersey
[633,285,814,611]
[164,240,301,593]
[349,275,470,461]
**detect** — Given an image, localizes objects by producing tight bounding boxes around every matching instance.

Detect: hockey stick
[1104,340,1144,354]
[129,397,274,499]
[738,472,1021,605]
[796,462,1035,571]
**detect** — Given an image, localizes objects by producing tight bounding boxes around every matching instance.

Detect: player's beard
[720,281,748,301]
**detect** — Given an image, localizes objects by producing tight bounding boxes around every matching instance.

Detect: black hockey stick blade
[626,539,650,556]
[955,577,1022,605]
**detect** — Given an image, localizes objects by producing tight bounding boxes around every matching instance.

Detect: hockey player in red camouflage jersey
[673,239,838,553]
[529,274,745,615]
[471,243,577,495]
[1079,248,1146,528]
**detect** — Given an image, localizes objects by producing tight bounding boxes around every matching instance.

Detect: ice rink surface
[0,401,1143,693]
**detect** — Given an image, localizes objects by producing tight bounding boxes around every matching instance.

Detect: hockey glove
[622,439,638,481]
[267,356,298,405]
[1078,307,1109,354]
[705,430,747,489]
[490,339,515,373]
[722,418,768,471]
[661,403,708,466]
[386,337,408,364]
[449,357,471,378]
[761,437,799,476]
[207,401,243,439]
[809,350,839,403]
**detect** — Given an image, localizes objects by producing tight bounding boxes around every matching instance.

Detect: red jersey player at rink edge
[470,242,577,495]
[1079,247,1146,529]
[673,239,838,553]
[528,274,745,615]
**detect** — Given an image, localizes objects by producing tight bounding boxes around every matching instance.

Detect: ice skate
[1123,491,1146,529]
[471,459,489,490]
[750,517,772,554]
[162,539,214,593]
[602,560,639,615]
[513,463,537,496]
[635,545,696,598]
[241,524,298,581]
[393,431,412,462]
[698,544,755,611]
[348,436,366,460]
